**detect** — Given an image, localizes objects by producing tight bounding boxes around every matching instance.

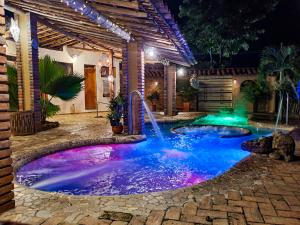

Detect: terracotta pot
[151,104,157,112]
[183,102,190,112]
[112,125,123,134]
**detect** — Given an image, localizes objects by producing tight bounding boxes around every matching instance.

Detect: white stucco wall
[39,47,121,114]
[7,40,121,114]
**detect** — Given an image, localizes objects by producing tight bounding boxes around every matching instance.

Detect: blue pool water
[16,123,272,196]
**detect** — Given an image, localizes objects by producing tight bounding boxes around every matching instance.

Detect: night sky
[165,0,300,66]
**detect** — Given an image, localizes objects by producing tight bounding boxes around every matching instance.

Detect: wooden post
[0,0,15,213]
[121,39,145,135]
[18,12,41,132]
[164,64,176,116]
[30,14,41,132]
[14,14,24,112]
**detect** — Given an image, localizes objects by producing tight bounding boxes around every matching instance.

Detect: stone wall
[0,0,15,213]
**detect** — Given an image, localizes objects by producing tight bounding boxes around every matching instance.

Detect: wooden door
[84,65,97,110]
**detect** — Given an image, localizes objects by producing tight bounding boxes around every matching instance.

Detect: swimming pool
[16,122,271,196]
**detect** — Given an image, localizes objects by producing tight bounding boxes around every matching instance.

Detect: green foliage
[40,99,60,118]
[39,55,84,122]
[241,79,271,103]
[177,79,198,102]
[146,90,160,104]
[107,94,125,126]
[7,64,18,111]
[259,46,300,98]
[45,73,85,101]
[179,0,278,67]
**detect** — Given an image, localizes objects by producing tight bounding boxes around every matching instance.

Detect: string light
[62,0,131,41]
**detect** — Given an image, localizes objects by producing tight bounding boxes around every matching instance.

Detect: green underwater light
[193,108,248,126]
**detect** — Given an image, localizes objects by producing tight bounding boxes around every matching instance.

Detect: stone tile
[277,210,300,218]
[197,209,227,219]
[228,213,247,225]
[111,222,128,225]
[227,191,241,201]
[198,196,213,210]
[283,195,300,206]
[213,195,227,205]
[228,200,258,208]
[243,207,263,223]
[36,210,52,219]
[128,215,146,225]
[182,202,197,215]
[100,212,132,222]
[263,215,300,225]
[162,220,193,225]
[24,217,46,225]
[213,205,243,213]
[258,202,277,216]
[291,206,300,212]
[180,214,211,224]
[79,216,111,225]
[242,196,271,203]
[271,199,290,210]
[98,220,113,225]
[212,218,228,225]
[146,210,165,225]
[165,207,181,220]
[42,216,66,225]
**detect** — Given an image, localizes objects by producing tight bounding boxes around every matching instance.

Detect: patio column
[121,39,145,135]
[164,64,176,116]
[18,12,41,131]
[14,14,24,112]
[0,0,15,213]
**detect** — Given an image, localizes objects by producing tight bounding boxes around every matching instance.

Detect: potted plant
[178,80,198,112]
[146,90,160,111]
[107,94,125,134]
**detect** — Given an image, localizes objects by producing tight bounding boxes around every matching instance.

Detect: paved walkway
[0,113,299,225]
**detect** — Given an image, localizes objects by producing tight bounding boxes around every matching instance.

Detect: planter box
[10,111,35,136]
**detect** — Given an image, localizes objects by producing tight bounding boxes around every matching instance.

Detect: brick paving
[0,113,299,225]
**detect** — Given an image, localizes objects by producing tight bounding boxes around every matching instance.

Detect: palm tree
[39,55,84,123]
[260,46,300,126]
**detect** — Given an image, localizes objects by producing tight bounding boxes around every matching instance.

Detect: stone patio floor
[0,113,300,225]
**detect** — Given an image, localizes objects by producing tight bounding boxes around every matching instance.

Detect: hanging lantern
[9,18,20,42]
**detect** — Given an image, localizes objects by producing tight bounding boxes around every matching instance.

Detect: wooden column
[121,41,129,133]
[121,39,145,135]
[14,14,24,112]
[0,0,15,213]
[164,64,176,116]
[19,12,41,132]
[30,14,41,132]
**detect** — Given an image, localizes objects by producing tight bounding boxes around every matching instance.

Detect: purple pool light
[16,123,271,196]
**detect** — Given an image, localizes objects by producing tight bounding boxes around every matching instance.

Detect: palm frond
[47,73,84,101]
[39,55,65,93]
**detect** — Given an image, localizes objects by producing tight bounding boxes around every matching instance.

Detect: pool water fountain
[128,90,164,141]
[193,107,248,127]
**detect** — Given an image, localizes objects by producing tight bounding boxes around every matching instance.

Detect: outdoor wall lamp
[108,75,114,82]
[146,47,156,59]
[177,68,186,77]
[9,18,20,42]
[71,55,78,63]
